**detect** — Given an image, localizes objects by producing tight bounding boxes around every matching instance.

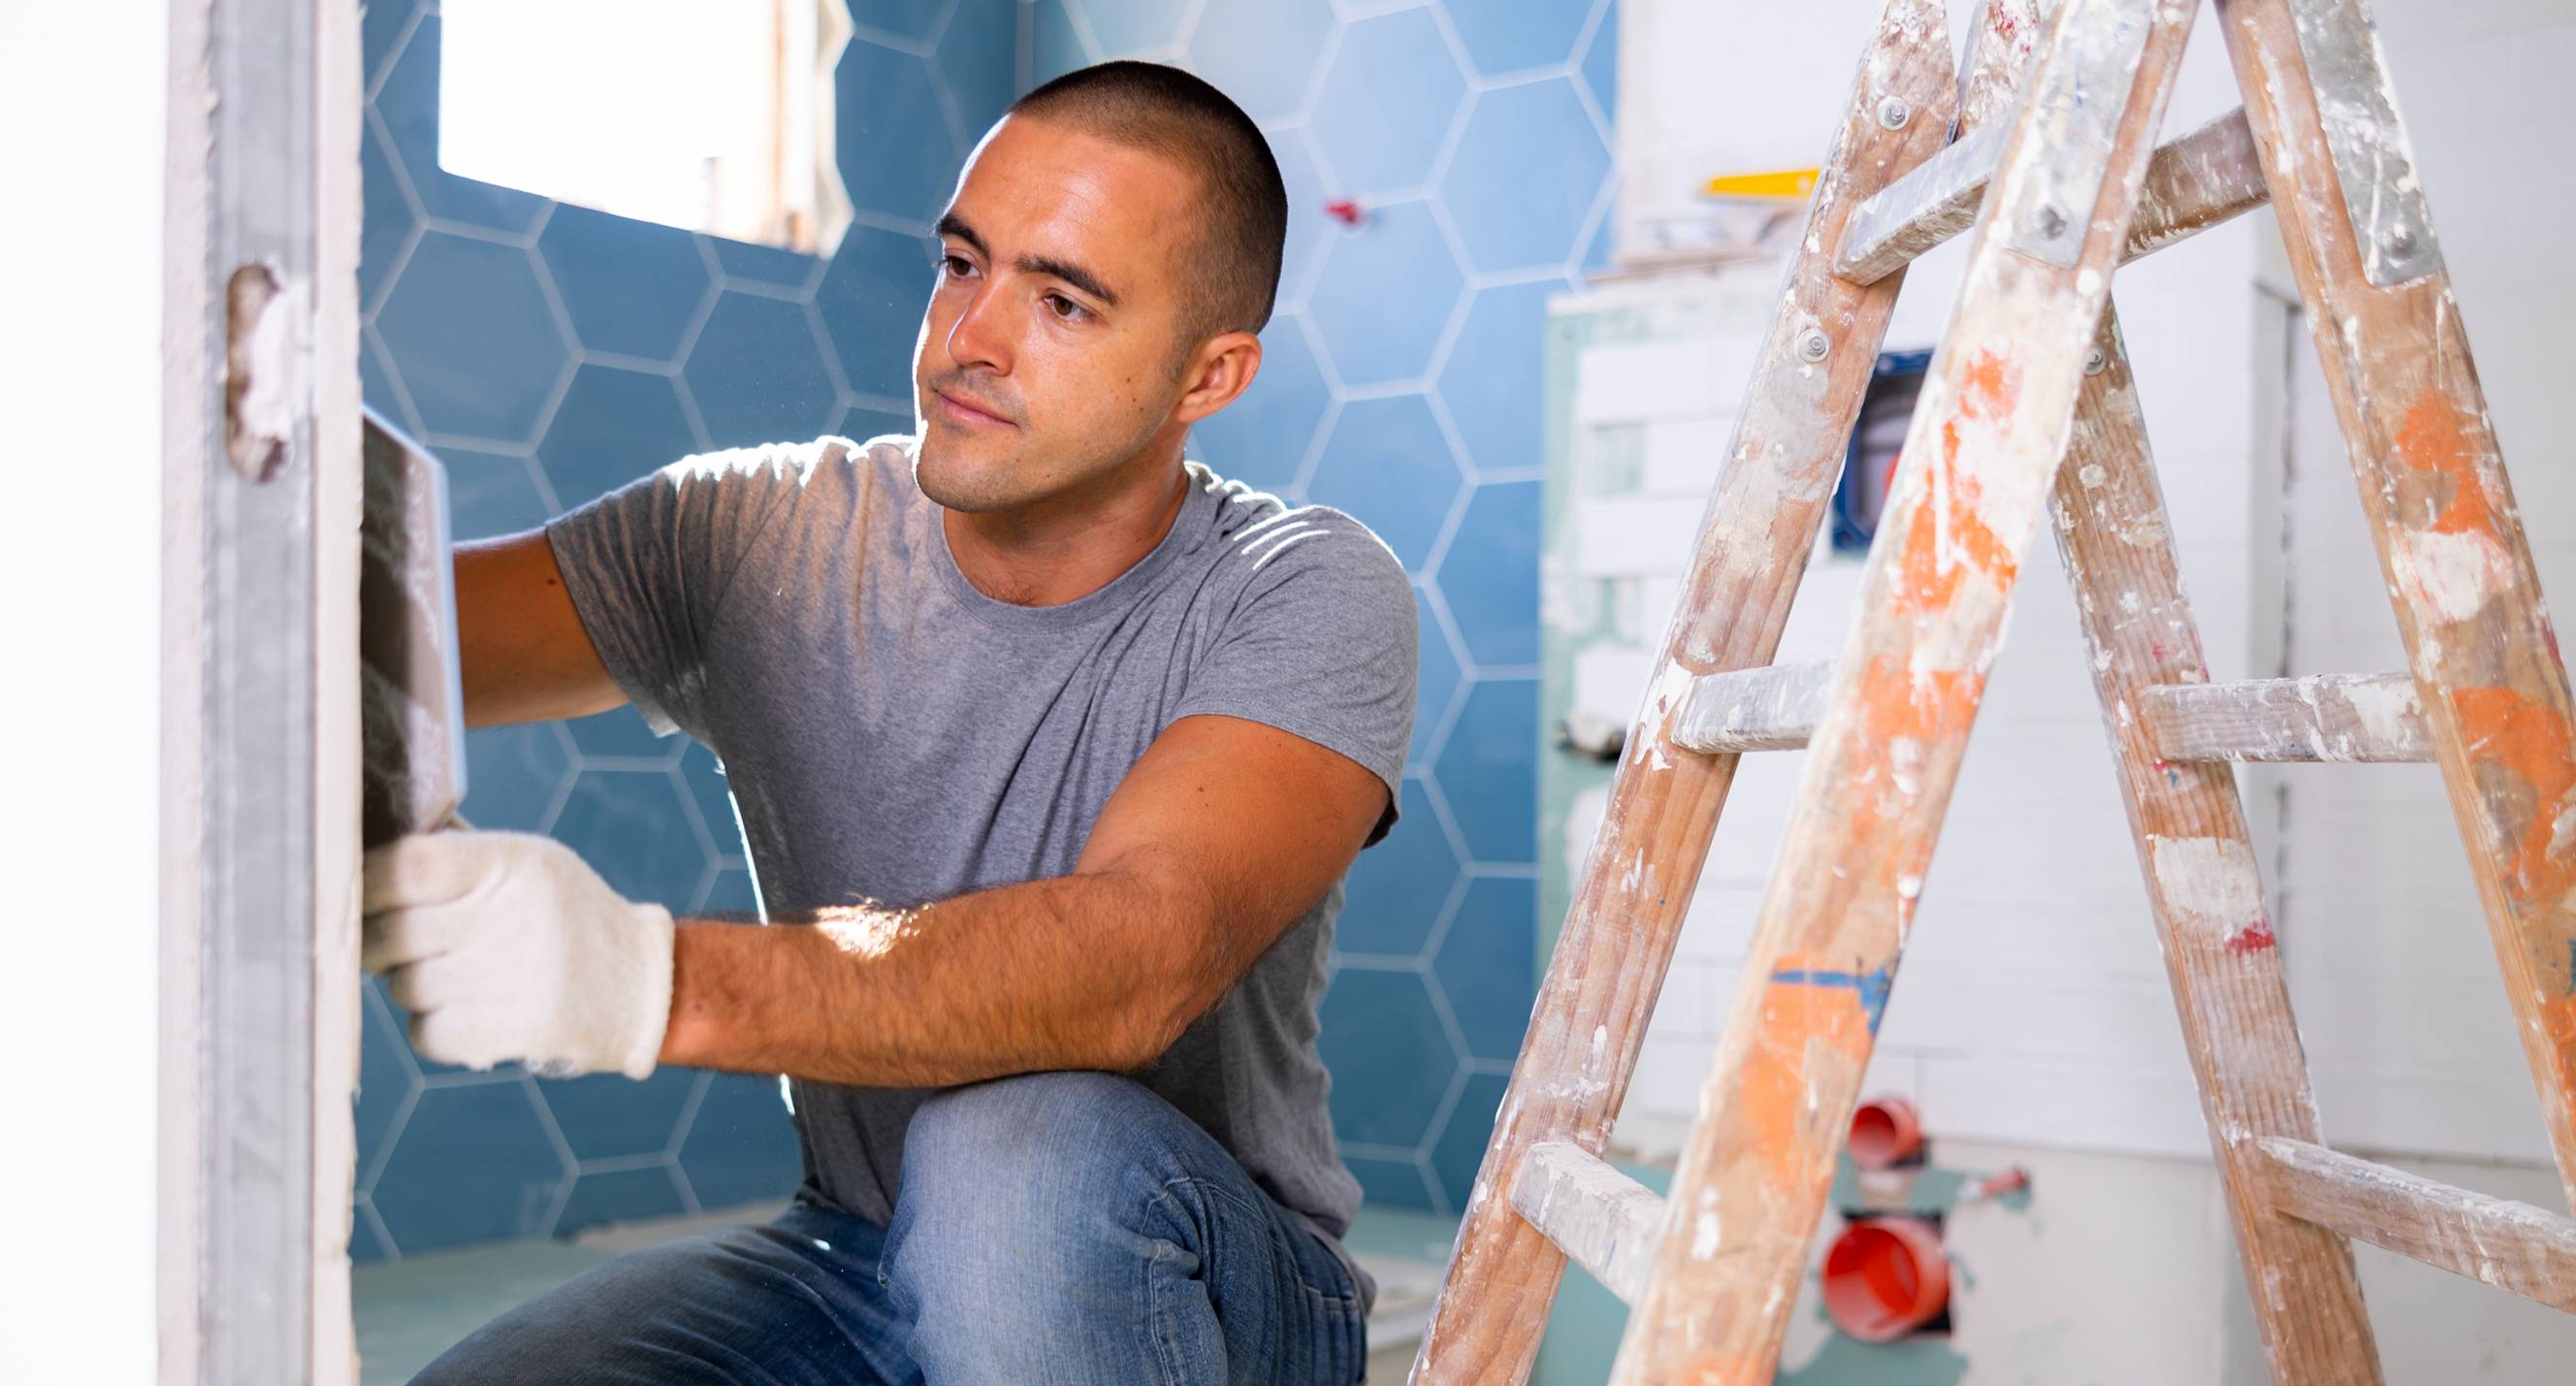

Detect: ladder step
[2142,673,2431,762]
[2259,1138,2576,1313]
[1837,106,2267,285]
[1510,1142,1667,1306]
[1670,661,1830,755]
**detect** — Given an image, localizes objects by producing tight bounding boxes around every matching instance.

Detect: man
[367,61,1416,1384]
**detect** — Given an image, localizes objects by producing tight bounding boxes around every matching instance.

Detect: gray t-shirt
[545,435,1416,1277]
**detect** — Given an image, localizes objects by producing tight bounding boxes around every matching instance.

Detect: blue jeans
[411,1072,1368,1384]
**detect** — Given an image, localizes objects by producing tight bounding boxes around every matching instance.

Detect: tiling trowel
[359,405,468,846]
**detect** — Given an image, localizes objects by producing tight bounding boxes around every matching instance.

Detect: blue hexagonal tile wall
[1429,1070,1511,1209]
[1305,200,1465,389]
[551,769,713,911]
[819,224,937,402]
[1336,779,1465,959]
[1435,677,1539,862]
[1436,479,1541,667]
[1431,876,1537,1063]
[541,1069,700,1162]
[1438,278,1573,478]
[684,293,844,450]
[536,363,702,511]
[1445,0,1599,80]
[539,206,711,361]
[678,1074,806,1211]
[369,1081,568,1254]
[1316,968,1459,1150]
[1308,9,1465,197]
[1305,393,1465,573]
[1186,0,1334,122]
[555,1166,691,1234]
[1440,79,1611,275]
[836,38,965,231]
[375,233,572,442]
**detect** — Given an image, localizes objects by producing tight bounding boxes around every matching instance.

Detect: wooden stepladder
[1410,0,2576,1380]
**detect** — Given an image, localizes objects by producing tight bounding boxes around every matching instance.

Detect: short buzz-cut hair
[1007,61,1287,343]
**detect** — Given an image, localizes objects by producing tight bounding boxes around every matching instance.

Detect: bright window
[439,0,853,255]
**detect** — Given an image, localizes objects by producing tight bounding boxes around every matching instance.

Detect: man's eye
[1045,294,1087,321]
[939,254,975,278]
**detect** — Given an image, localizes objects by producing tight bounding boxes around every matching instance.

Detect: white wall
[0,4,168,1384]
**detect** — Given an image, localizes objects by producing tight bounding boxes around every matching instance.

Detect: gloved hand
[362,830,675,1080]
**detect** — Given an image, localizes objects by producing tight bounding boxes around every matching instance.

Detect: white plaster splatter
[2392,528,2513,624]
[2148,835,2262,941]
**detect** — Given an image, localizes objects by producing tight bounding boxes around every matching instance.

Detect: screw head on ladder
[1876,96,1912,130]
[1797,329,1832,363]
[2083,345,2108,376]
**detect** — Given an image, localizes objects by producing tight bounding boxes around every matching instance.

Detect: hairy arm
[658,714,1391,1085]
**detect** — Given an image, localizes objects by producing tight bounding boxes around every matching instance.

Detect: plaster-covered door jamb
[160,0,365,1380]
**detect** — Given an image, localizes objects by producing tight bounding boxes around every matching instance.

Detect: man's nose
[945,283,1013,373]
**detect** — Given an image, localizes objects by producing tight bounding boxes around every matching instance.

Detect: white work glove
[362,830,675,1080]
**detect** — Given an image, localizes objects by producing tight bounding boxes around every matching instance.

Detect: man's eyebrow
[1016,254,1120,308]
[933,212,986,259]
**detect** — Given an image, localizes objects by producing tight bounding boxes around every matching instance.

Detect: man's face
[912,114,1217,515]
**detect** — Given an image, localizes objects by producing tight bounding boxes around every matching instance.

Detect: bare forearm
[658,868,1235,1086]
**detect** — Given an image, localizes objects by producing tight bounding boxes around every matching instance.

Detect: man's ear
[1173,330,1263,427]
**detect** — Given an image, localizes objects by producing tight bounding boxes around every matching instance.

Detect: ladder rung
[2142,673,2431,762]
[1670,661,1829,755]
[1837,107,2267,286]
[1510,1142,1666,1306]
[2259,1138,2576,1313]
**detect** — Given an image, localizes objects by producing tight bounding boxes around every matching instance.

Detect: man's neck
[941,449,1193,608]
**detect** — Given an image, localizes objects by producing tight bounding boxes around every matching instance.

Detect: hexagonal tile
[538,205,711,362]
[1079,0,1191,56]
[1336,778,1463,959]
[1445,0,1594,79]
[1190,313,1328,492]
[936,0,1019,144]
[370,14,550,234]
[678,1073,806,1211]
[1305,394,1464,573]
[438,441,553,541]
[1578,0,1618,117]
[1187,0,1334,123]
[1437,279,1572,478]
[376,232,572,442]
[835,38,963,229]
[1411,589,1464,766]
[711,235,821,290]
[1433,677,1537,862]
[554,1165,691,1236]
[538,1068,699,1161]
[849,0,946,44]
[1317,967,1458,1148]
[1308,9,1465,197]
[460,723,573,832]
[537,363,701,510]
[1430,876,1537,1063]
[362,0,418,94]
[354,981,420,1188]
[348,1201,394,1264]
[551,768,712,911]
[679,741,746,858]
[361,335,417,436]
[1435,480,1540,667]
[1429,1070,1509,1209]
[1032,0,1094,81]
[370,1080,569,1253]
[684,293,843,450]
[360,118,415,313]
[1305,201,1463,388]
[1438,79,1610,275]
[819,224,937,402]
[1343,1152,1438,1209]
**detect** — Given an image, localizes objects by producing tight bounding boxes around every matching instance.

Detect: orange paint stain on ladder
[2452,685,2576,913]
[1892,344,2024,618]
[2396,389,2499,536]
[1739,951,1880,1193]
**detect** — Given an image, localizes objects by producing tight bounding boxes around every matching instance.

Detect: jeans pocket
[1302,1282,1367,1385]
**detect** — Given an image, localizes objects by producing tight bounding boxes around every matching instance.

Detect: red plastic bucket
[1848,1094,1923,1169]
[1821,1215,1950,1341]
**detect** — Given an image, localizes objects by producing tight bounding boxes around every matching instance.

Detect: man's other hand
[363,831,675,1080]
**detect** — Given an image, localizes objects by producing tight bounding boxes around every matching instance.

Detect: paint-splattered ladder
[1411,0,2576,1380]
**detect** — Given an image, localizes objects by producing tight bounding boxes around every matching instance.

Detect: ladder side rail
[2052,308,2383,1381]
[1611,0,2201,1377]
[2214,0,2576,1204]
[1405,3,1965,1379]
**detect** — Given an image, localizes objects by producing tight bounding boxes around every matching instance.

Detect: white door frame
[160,0,364,1379]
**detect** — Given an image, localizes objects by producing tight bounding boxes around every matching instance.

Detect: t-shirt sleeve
[1174,511,1418,843]
[541,443,813,740]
